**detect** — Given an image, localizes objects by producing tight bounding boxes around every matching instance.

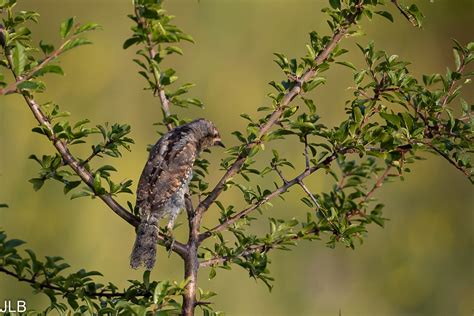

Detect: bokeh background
[1,0,473,315]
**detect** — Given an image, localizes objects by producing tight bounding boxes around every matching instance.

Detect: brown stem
[182,197,198,316]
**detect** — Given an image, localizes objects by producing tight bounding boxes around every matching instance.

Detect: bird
[130,118,224,270]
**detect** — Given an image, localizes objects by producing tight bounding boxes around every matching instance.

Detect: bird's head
[189,118,225,149]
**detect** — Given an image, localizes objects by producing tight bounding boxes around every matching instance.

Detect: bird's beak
[214,139,225,148]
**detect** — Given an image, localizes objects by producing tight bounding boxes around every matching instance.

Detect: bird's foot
[164,229,175,258]
[167,237,175,258]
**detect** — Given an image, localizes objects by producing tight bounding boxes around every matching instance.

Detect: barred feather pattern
[130,118,222,270]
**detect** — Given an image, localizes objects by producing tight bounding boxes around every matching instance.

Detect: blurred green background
[1,0,473,315]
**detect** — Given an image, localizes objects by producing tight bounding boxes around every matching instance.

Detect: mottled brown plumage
[130,118,223,270]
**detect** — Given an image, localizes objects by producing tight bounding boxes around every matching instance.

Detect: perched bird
[130,118,224,270]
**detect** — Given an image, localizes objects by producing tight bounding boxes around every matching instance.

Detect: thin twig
[272,163,288,185]
[303,135,310,170]
[346,164,393,219]
[364,165,392,202]
[436,57,466,119]
[134,4,173,131]
[419,140,471,178]
[298,180,322,210]
[0,35,77,95]
[390,0,419,27]
[199,227,319,268]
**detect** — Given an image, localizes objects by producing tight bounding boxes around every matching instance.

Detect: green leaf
[380,112,401,127]
[73,22,101,35]
[375,11,394,22]
[329,0,341,9]
[123,37,140,49]
[303,77,326,92]
[165,46,184,55]
[70,191,90,199]
[336,61,357,70]
[39,40,54,55]
[60,17,75,38]
[17,81,45,91]
[453,49,461,70]
[143,270,151,290]
[62,38,92,52]
[209,268,216,280]
[12,42,26,75]
[33,65,64,77]
[29,178,45,191]
[93,173,102,193]
[302,98,317,113]
[353,106,363,123]
[4,239,25,249]
[407,4,424,27]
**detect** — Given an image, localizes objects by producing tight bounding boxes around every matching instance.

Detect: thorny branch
[199,150,345,241]
[0,266,139,299]
[1,37,188,258]
[194,3,365,219]
[199,226,318,268]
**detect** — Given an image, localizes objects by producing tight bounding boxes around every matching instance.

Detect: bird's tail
[130,215,159,270]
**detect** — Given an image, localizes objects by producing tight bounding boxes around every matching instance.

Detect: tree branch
[133,4,173,131]
[199,150,345,241]
[195,5,365,218]
[364,164,393,202]
[418,140,471,178]
[183,196,199,315]
[199,227,319,268]
[2,45,188,258]
[0,266,136,298]
[0,35,77,95]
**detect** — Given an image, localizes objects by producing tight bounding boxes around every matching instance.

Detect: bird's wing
[136,134,170,213]
[149,134,197,209]
[136,126,197,215]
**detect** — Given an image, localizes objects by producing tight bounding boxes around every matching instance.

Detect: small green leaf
[29,178,45,191]
[93,173,102,193]
[380,112,401,127]
[375,11,394,22]
[123,37,140,49]
[60,17,75,38]
[73,22,101,35]
[336,61,357,70]
[329,0,341,9]
[33,65,64,77]
[12,42,26,75]
[39,40,54,55]
[4,239,25,249]
[209,268,216,280]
